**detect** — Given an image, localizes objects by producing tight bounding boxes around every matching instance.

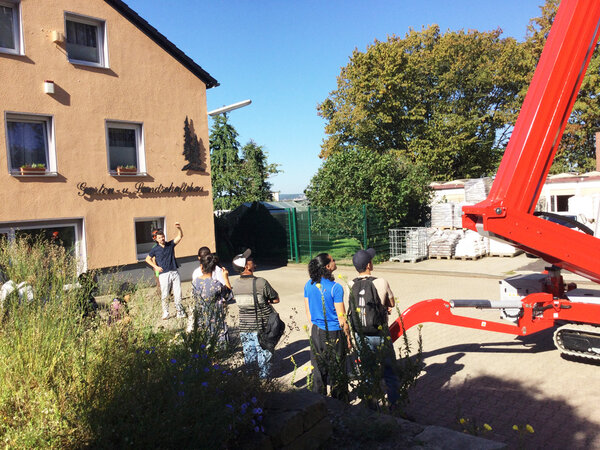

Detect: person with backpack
[349,248,401,407]
[304,253,351,400]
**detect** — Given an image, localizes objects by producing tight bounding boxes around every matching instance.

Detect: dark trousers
[310,324,348,400]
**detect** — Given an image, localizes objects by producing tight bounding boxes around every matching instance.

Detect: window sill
[69,59,109,70]
[110,172,147,177]
[0,48,23,56]
[11,171,58,177]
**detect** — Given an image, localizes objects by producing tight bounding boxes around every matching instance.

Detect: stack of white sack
[454,230,487,258]
[431,203,454,228]
[464,177,492,203]
[489,238,521,256]
[428,229,462,258]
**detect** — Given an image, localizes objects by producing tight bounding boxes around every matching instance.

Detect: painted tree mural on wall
[182,116,204,172]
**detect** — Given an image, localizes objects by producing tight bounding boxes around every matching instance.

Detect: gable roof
[104,0,219,88]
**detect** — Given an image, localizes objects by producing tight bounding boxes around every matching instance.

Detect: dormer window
[65,12,108,67]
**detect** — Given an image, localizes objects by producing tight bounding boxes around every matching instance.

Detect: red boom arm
[391,0,600,342]
[462,0,600,283]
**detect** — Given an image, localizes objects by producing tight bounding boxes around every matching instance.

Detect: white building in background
[430,172,600,233]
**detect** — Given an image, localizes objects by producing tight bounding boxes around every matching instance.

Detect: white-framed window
[0,1,22,55]
[550,194,573,212]
[105,121,146,174]
[64,12,108,67]
[5,112,57,175]
[134,217,164,260]
[0,219,86,273]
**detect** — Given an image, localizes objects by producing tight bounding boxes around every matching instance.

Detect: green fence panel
[215,202,390,265]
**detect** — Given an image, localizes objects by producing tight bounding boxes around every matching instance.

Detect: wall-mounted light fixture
[51,30,64,43]
[44,80,55,94]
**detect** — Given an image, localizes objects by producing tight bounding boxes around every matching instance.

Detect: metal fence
[215,203,390,264]
[389,227,428,262]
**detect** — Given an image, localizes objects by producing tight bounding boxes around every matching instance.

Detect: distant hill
[278,193,306,201]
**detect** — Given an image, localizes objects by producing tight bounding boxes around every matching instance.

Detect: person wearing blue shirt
[145,222,185,320]
[304,253,350,400]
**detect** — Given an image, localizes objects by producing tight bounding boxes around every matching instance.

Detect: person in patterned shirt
[188,252,229,343]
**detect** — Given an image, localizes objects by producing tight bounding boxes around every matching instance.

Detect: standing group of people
[145,223,399,404]
[304,249,400,407]
[145,223,280,379]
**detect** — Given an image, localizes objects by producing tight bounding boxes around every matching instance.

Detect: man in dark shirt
[145,223,185,319]
[231,249,279,378]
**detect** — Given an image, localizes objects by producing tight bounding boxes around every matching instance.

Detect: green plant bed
[0,237,275,448]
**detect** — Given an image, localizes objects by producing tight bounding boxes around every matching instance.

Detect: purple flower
[226,404,233,410]
[193,353,199,358]
[204,368,210,373]
[253,408,263,415]
[170,358,177,364]
[251,397,257,404]
[178,391,185,397]
[254,426,260,432]
[258,415,263,422]
[200,344,206,349]
[144,350,150,354]
[201,382,208,387]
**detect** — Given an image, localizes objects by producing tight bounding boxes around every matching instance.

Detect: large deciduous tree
[318,25,532,181]
[305,148,431,228]
[525,0,600,174]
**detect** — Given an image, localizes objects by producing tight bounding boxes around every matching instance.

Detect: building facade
[0,0,218,275]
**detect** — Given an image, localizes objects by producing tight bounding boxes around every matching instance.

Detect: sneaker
[162,312,170,320]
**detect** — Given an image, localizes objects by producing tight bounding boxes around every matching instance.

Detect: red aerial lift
[390,0,600,361]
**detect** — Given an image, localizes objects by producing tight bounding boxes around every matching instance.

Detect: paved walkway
[169,254,599,448]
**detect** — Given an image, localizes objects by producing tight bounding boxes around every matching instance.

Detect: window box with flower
[116,165,138,175]
[20,163,47,175]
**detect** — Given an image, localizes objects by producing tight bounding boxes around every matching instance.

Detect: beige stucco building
[0,0,218,276]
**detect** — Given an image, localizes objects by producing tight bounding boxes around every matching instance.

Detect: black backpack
[349,276,387,336]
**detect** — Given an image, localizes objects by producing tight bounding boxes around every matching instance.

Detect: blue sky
[125,0,545,194]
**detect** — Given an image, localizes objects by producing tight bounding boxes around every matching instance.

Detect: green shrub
[0,238,273,448]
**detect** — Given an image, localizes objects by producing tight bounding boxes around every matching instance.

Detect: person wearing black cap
[350,248,400,407]
[231,249,280,378]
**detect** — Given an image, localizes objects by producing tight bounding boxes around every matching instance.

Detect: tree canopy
[209,115,279,211]
[305,148,431,228]
[318,1,600,179]
[525,0,600,173]
[318,25,532,181]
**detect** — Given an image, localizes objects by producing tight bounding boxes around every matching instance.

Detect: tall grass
[0,238,272,448]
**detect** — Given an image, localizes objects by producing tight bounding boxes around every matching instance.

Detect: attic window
[65,12,108,67]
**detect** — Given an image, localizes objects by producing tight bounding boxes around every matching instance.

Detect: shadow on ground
[272,338,310,381]
[404,344,599,448]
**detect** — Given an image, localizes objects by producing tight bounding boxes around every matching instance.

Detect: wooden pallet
[390,255,427,263]
[453,254,484,261]
[489,251,522,258]
[429,255,453,260]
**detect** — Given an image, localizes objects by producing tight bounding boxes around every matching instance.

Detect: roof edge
[104,0,219,89]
